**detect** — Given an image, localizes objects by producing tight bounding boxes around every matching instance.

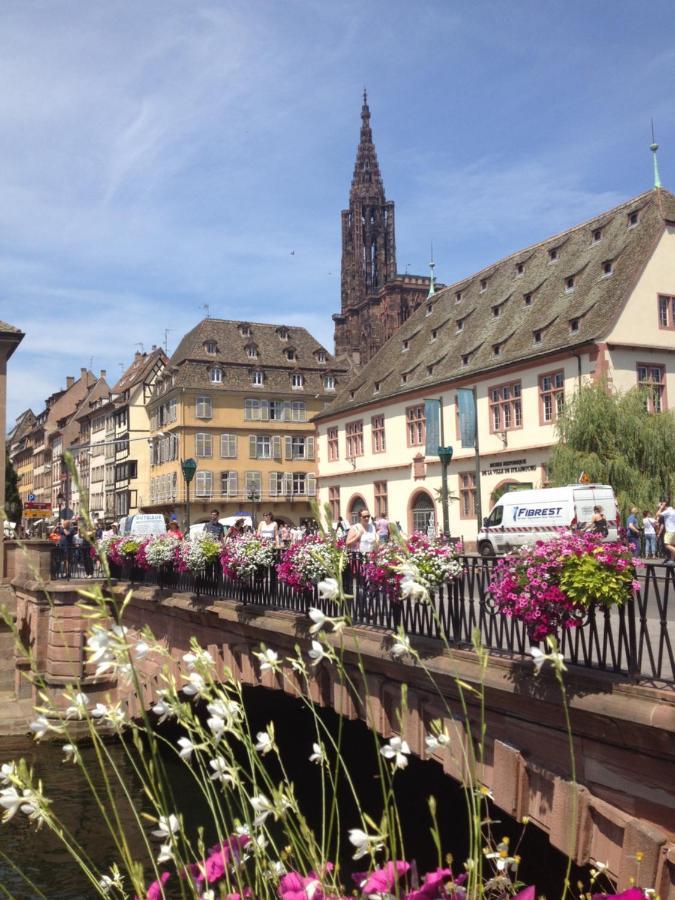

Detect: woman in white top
[257,512,280,547]
[346,510,379,554]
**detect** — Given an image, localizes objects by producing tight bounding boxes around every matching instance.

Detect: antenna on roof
[164,328,171,354]
[650,119,662,189]
[202,304,210,319]
[135,342,144,354]
[427,241,436,299]
[89,356,94,370]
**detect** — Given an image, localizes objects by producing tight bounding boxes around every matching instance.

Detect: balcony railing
[50,549,675,687]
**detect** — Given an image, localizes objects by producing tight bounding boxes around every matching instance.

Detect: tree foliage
[549,382,675,519]
[4,451,22,522]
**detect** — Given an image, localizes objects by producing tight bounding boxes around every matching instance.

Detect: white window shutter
[306,436,315,460]
[284,436,293,460]
[282,400,291,421]
[249,435,257,459]
[307,474,317,496]
[261,400,269,421]
[272,435,282,460]
[269,472,278,496]
[232,434,238,458]
[229,471,238,496]
[283,472,293,495]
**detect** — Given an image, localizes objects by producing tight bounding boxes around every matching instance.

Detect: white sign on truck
[120,514,166,537]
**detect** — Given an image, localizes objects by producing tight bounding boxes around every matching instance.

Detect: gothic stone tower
[333,92,437,366]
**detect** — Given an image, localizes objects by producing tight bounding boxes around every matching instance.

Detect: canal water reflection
[0,687,585,898]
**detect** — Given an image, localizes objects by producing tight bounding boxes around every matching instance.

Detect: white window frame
[209,367,223,384]
[195,471,213,497]
[291,373,304,390]
[196,396,212,419]
[220,433,237,458]
[195,432,213,458]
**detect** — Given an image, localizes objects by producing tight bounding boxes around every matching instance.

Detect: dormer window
[455,291,462,303]
[291,373,304,390]
[602,260,613,277]
[480,278,488,292]
[315,350,327,364]
[516,262,524,277]
[425,303,433,316]
[239,324,251,337]
[524,292,532,306]
[277,327,289,341]
[533,330,542,344]
[402,339,409,351]
[548,247,559,262]
[592,228,602,243]
[628,210,639,227]
[427,364,434,375]
[456,318,464,332]
[565,276,575,293]
[461,354,469,367]
[285,348,296,361]
[209,367,223,384]
[323,375,335,391]
[204,341,217,354]
[373,382,380,394]
[492,305,501,318]
[492,343,502,357]
[251,370,264,387]
[349,390,355,400]
[246,345,258,359]
[430,328,438,341]
[570,318,580,333]
[401,373,408,385]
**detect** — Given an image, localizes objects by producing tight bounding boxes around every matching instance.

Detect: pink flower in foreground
[592,889,650,900]
[279,871,323,900]
[513,888,535,900]
[197,834,250,884]
[353,860,410,894]
[405,866,458,900]
[143,871,171,900]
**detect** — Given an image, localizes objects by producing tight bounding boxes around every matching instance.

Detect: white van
[477,484,619,557]
[119,514,167,537]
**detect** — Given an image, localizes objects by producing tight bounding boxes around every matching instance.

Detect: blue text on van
[513,507,564,519]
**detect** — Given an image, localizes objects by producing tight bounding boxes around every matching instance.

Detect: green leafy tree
[4,451,22,522]
[549,382,675,520]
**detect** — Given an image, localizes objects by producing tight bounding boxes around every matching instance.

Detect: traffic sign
[27,493,36,502]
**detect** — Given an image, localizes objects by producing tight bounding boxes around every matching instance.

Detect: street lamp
[437,445,454,538]
[247,489,260,527]
[181,458,197,532]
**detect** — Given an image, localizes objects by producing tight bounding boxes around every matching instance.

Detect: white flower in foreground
[309,742,326,765]
[317,578,340,602]
[152,698,172,724]
[0,786,22,821]
[207,697,242,721]
[289,656,308,676]
[0,787,46,826]
[29,716,51,741]
[348,827,385,860]
[134,641,150,659]
[157,843,173,864]
[182,671,206,698]
[255,730,274,755]
[308,607,328,634]
[201,890,216,900]
[0,762,15,785]
[400,577,430,604]
[254,648,280,672]
[380,735,410,770]
[98,864,124,894]
[65,692,90,719]
[425,731,450,753]
[177,737,196,761]
[530,646,566,674]
[209,757,236,785]
[250,793,275,826]
[62,743,80,764]
[183,648,214,671]
[391,632,412,659]
[308,640,328,667]
[90,703,125,729]
[152,813,180,840]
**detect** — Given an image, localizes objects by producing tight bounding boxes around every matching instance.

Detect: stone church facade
[333,93,438,365]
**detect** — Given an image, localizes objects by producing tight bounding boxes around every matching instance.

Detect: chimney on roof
[80,367,87,377]
[66,376,75,388]
[135,351,142,359]
[100,369,107,378]
[151,344,157,351]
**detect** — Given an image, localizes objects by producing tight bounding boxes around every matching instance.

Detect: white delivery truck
[118,514,167,537]
[477,484,619,557]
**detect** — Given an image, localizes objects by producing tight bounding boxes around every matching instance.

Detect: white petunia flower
[308,640,327,666]
[317,578,340,602]
[348,827,385,860]
[380,735,411,770]
[309,742,326,765]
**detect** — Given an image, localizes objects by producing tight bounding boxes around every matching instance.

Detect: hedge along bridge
[5,540,675,897]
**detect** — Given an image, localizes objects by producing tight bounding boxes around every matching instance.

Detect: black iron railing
[49,548,675,687]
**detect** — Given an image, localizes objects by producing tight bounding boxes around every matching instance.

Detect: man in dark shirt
[203,509,224,540]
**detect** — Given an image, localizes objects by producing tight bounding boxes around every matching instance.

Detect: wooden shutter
[272,435,282,460]
[261,400,269,421]
[269,472,278,496]
[229,471,238,496]
[282,400,291,421]
[283,472,293,495]
[249,435,257,459]
[306,474,317,496]
[306,436,315,460]
[284,436,293,460]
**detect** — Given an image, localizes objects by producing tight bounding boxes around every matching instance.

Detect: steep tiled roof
[317,188,675,418]
[73,377,111,421]
[168,318,347,395]
[111,347,168,394]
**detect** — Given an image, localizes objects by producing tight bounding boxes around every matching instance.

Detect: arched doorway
[409,491,436,535]
[348,495,367,524]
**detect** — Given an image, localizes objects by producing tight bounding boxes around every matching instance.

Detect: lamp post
[247,489,260,527]
[437,445,454,538]
[181,458,197,532]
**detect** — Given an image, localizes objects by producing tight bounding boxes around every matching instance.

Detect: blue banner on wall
[457,388,476,449]
[424,399,442,456]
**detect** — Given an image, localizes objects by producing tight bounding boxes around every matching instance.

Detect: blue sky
[3,0,675,423]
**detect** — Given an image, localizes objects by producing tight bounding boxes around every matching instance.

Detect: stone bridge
[2,542,675,896]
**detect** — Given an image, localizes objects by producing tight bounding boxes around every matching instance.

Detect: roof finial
[650,118,662,189]
[427,241,436,299]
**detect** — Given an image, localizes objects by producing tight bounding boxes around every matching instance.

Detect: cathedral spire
[650,119,662,189]
[351,87,383,197]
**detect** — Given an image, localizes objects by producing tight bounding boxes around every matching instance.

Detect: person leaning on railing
[345,510,379,554]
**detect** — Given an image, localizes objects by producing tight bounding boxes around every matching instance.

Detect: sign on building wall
[424,399,441,456]
[457,388,477,449]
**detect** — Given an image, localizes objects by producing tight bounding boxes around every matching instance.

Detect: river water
[0,687,584,898]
